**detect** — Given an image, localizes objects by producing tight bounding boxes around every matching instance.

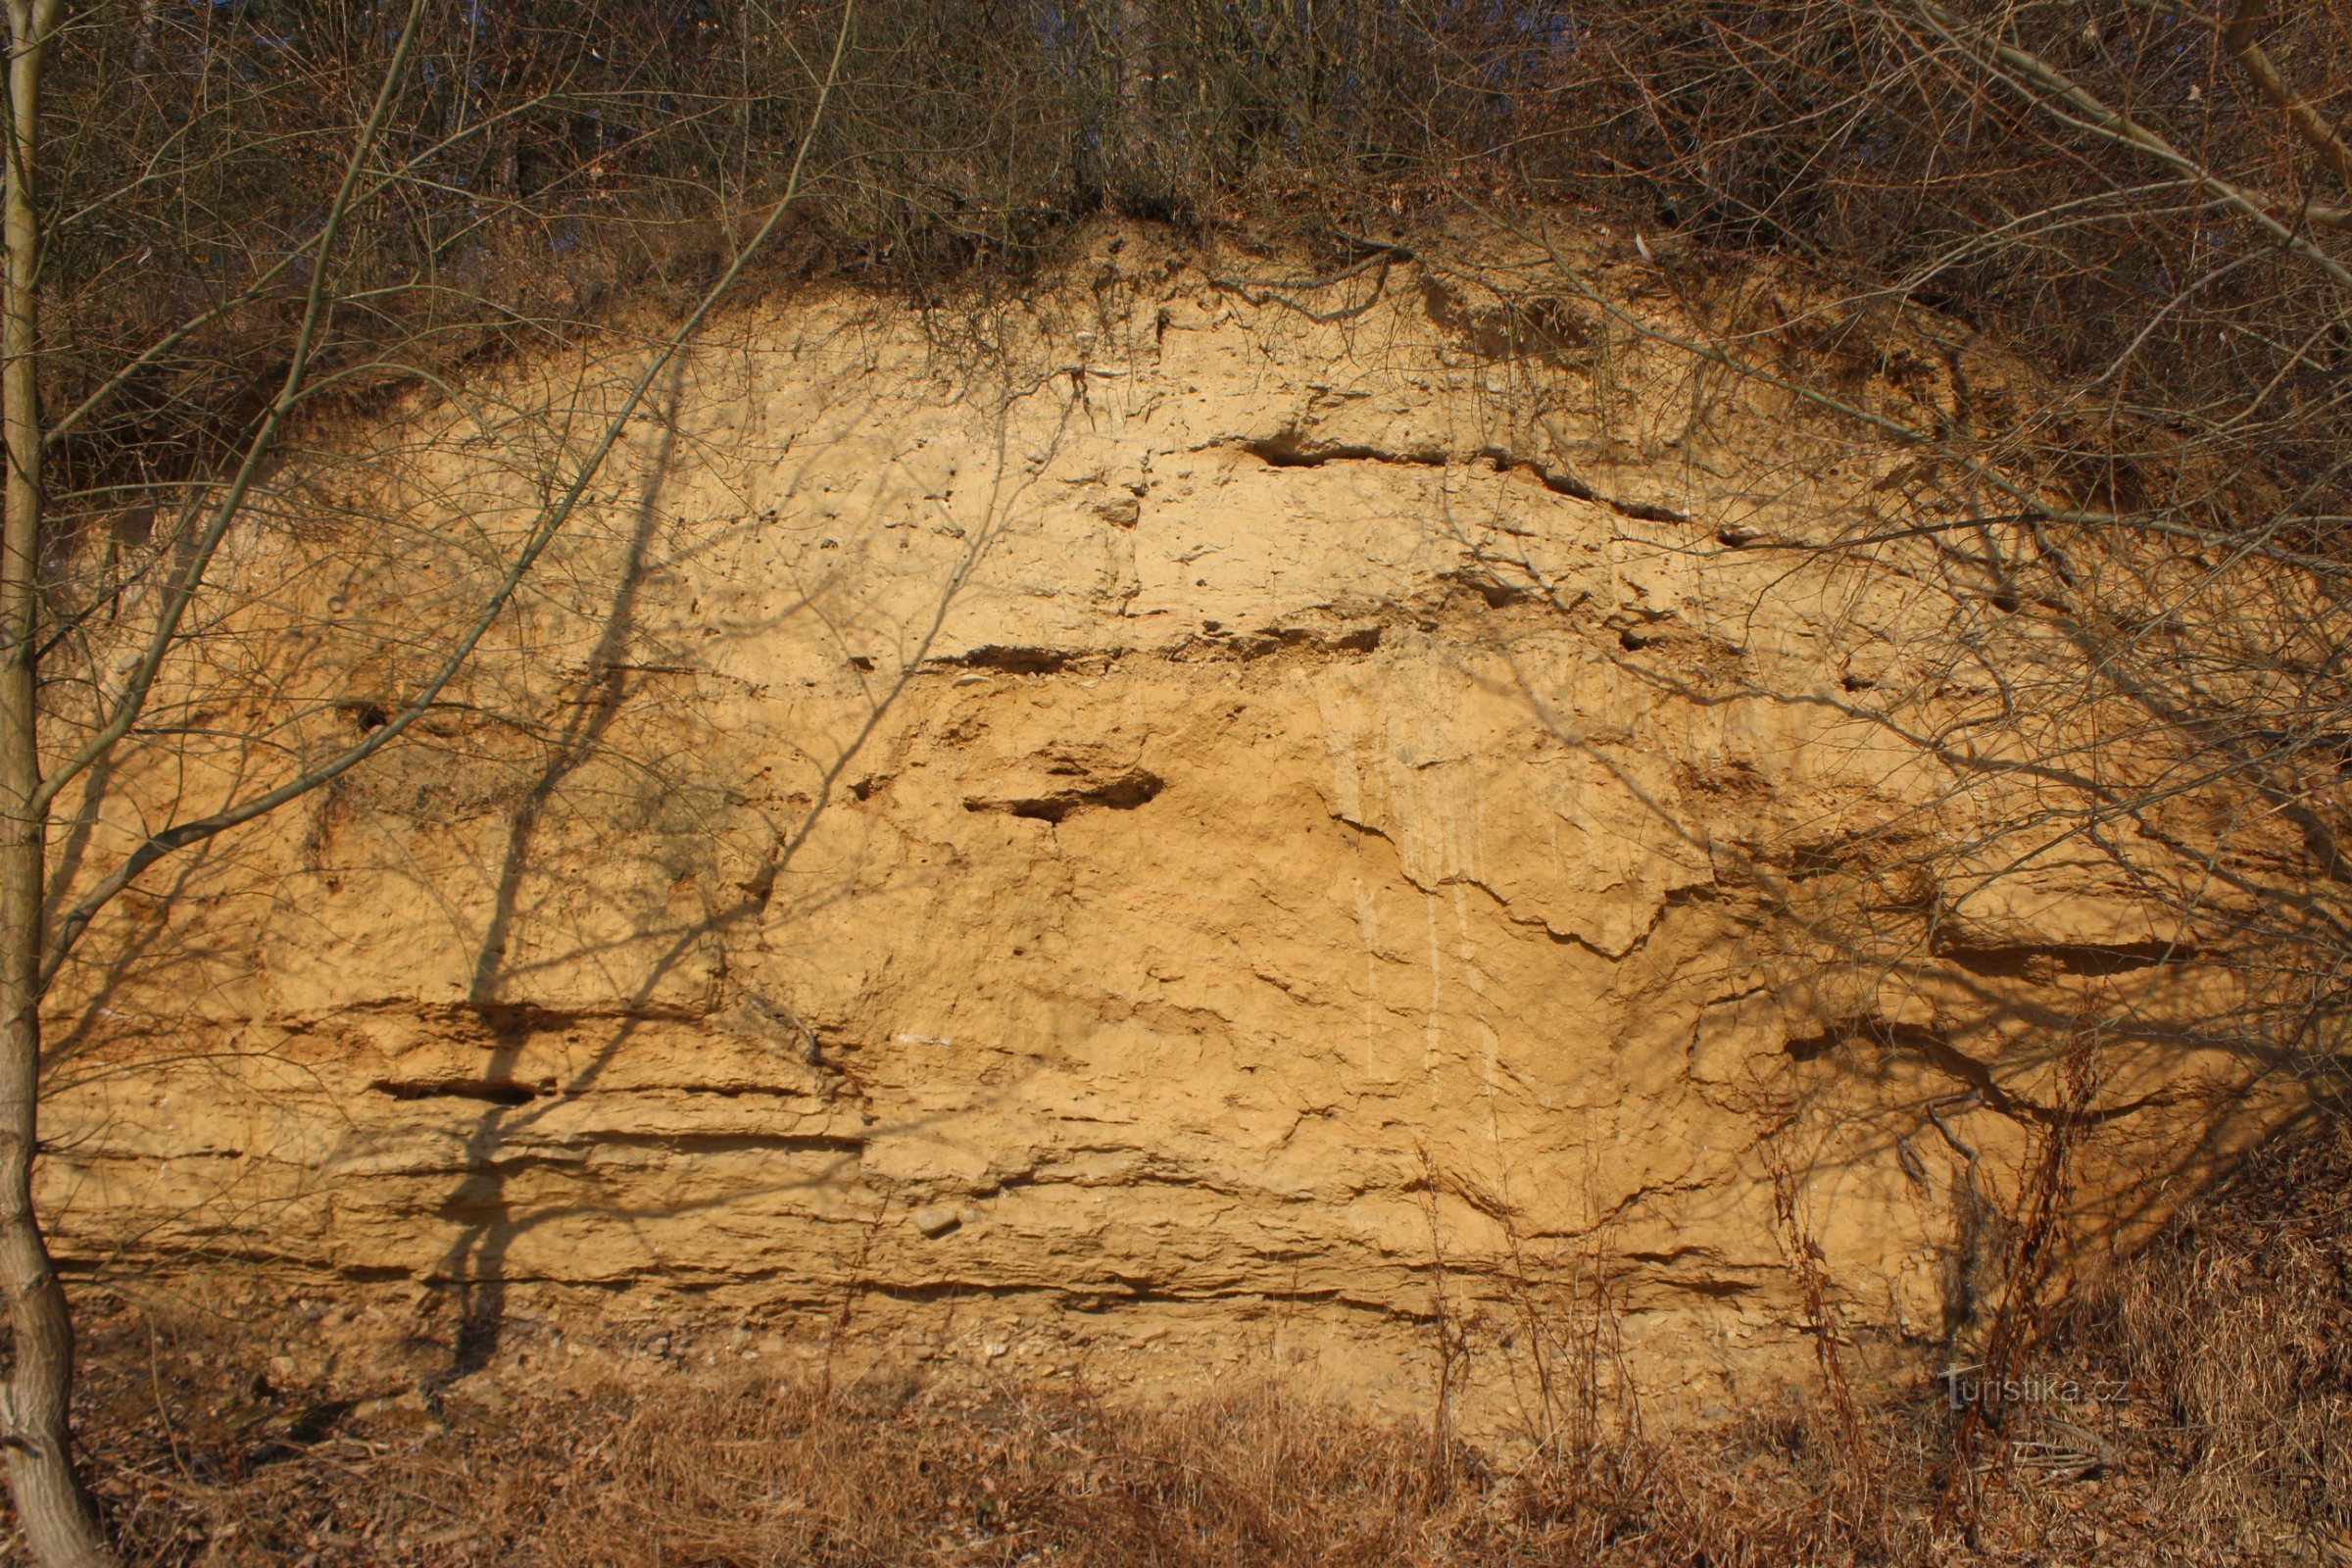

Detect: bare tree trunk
[0,0,112,1561]
[2225,0,2352,201]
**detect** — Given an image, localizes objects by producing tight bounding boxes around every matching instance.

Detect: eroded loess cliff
[39,223,2307,1429]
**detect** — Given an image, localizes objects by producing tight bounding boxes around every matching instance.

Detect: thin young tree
[0,2,855,1559]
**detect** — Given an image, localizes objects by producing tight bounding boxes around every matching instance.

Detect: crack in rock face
[964,765,1166,824]
[39,224,2309,1432]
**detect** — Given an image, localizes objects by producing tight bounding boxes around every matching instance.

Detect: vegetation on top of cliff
[28,0,2352,512]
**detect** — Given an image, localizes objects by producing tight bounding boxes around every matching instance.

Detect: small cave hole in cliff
[368,1078,542,1105]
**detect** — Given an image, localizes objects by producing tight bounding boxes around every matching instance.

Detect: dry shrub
[36,1301,1879,1568]
[2075,1116,2352,1556]
[47,1363,1871,1568]
[0,1302,2182,1568]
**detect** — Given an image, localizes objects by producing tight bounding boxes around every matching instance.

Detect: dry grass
[2073,1117,2352,1558]
[10,1119,2349,1568]
[48,1340,1885,1568]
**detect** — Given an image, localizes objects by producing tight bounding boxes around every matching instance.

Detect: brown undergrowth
[6,1118,2347,1568]
[2065,1113,2352,1560]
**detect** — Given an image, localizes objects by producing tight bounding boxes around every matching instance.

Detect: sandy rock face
[41,228,2293,1428]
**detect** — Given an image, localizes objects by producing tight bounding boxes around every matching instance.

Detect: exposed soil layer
[39,223,2313,1432]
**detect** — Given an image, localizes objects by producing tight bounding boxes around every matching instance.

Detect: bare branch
[37,0,862,992]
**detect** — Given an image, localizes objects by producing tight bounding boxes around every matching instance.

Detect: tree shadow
[408,342,1082,1383]
[1414,411,2349,1351]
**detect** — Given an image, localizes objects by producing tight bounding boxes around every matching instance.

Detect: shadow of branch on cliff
[419,351,1083,1383]
[1396,432,2350,1363]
